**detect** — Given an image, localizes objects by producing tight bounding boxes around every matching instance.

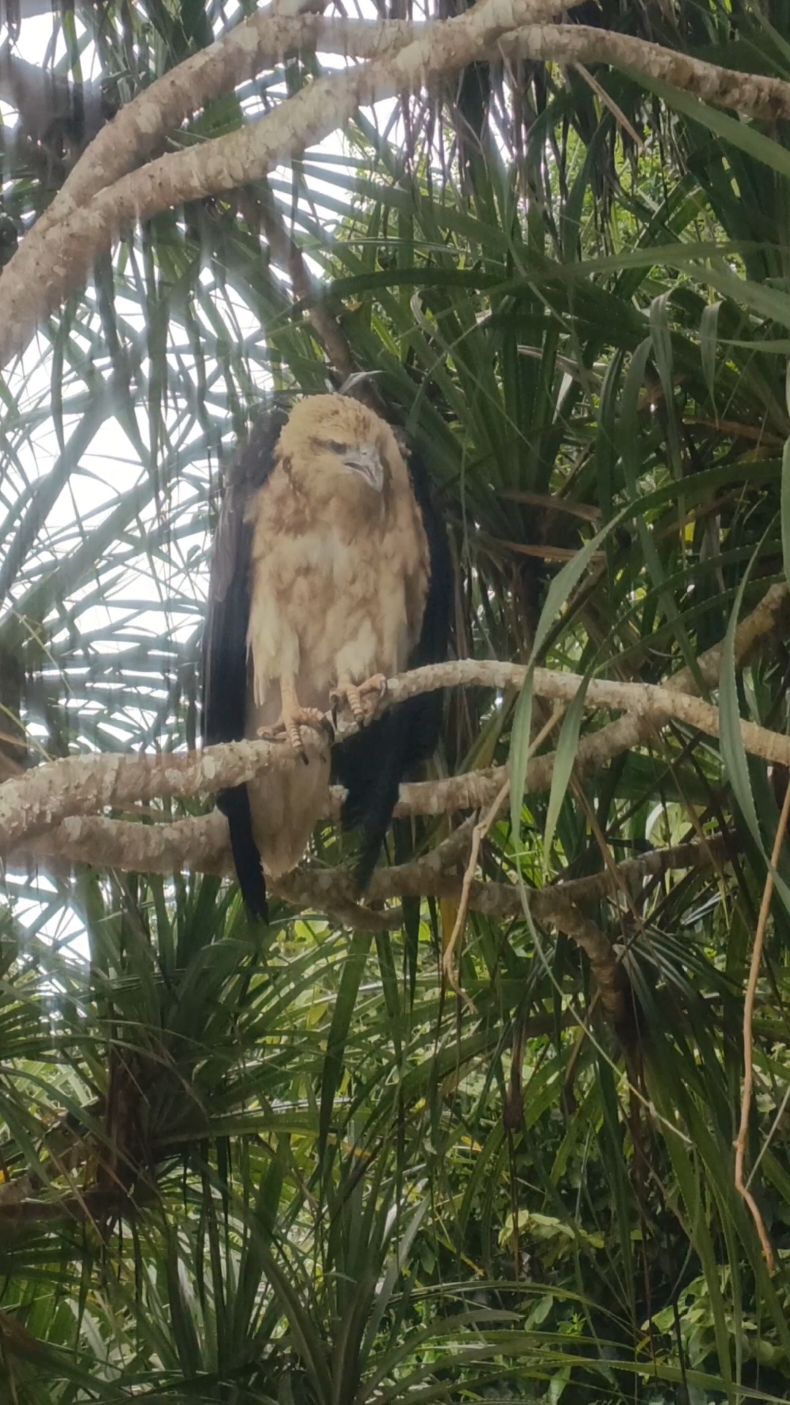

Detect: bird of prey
[202,393,451,919]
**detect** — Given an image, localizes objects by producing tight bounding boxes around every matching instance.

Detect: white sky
[0,1,401,956]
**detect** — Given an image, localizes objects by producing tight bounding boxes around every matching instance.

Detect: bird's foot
[331,673,388,727]
[258,707,334,762]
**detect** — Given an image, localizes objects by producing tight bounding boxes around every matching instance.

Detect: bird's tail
[217,786,268,922]
[338,695,440,892]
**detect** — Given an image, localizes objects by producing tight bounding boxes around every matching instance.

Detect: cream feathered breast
[243,395,430,878]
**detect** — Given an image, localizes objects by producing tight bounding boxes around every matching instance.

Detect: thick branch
[0,0,581,364]
[1,577,787,858]
[401,581,790,814]
[10,810,233,876]
[499,23,790,122]
[380,657,790,765]
[0,733,328,852]
[528,581,790,792]
[6,0,578,238]
[7,804,728,929]
[6,1,790,361]
[367,834,730,921]
[27,0,790,242]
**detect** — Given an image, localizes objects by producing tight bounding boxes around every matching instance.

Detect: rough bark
[4,1,790,363]
[1,581,786,866]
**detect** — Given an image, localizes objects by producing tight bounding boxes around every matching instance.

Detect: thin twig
[571,61,645,150]
[258,193,358,385]
[441,703,565,998]
[441,778,510,1007]
[733,781,790,1271]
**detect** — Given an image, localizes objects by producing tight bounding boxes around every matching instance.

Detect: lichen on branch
[4,0,790,364]
[1,582,784,895]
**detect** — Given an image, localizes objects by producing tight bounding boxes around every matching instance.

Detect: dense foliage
[3,0,790,1400]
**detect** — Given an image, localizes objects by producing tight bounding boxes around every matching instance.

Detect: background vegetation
[2,0,790,1399]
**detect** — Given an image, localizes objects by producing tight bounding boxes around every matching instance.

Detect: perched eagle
[202,393,451,918]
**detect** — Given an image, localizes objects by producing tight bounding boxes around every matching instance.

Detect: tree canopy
[2,0,790,1400]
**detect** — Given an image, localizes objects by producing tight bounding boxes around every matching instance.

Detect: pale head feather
[276,394,409,505]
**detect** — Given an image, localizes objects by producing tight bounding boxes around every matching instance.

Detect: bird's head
[277,395,398,504]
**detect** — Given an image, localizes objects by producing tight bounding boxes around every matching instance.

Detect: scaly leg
[258,677,334,761]
[330,672,388,727]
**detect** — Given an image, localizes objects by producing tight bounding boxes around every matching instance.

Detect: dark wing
[202,406,289,921]
[331,448,452,888]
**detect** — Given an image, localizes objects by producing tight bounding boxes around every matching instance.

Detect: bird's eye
[327,440,348,454]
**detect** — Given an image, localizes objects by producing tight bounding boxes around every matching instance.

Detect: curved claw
[257,704,334,761]
[331,673,388,728]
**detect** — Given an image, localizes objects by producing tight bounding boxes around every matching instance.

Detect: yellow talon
[257,682,334,760]
[331,673,388,727]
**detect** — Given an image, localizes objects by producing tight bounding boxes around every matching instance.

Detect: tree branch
[6,799,728,929]
[377,654,790,766]
[547,899,629,1030]
[499,22,790,122]
[5,0,790,361]
[402,581,790,815]
[0,732,329,851]
[8,0,580,234]
[0,0,583,364]
[257,190,357,383]
[1,579,786,860]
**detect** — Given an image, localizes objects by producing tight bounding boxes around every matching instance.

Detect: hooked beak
[343,444,385,493]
